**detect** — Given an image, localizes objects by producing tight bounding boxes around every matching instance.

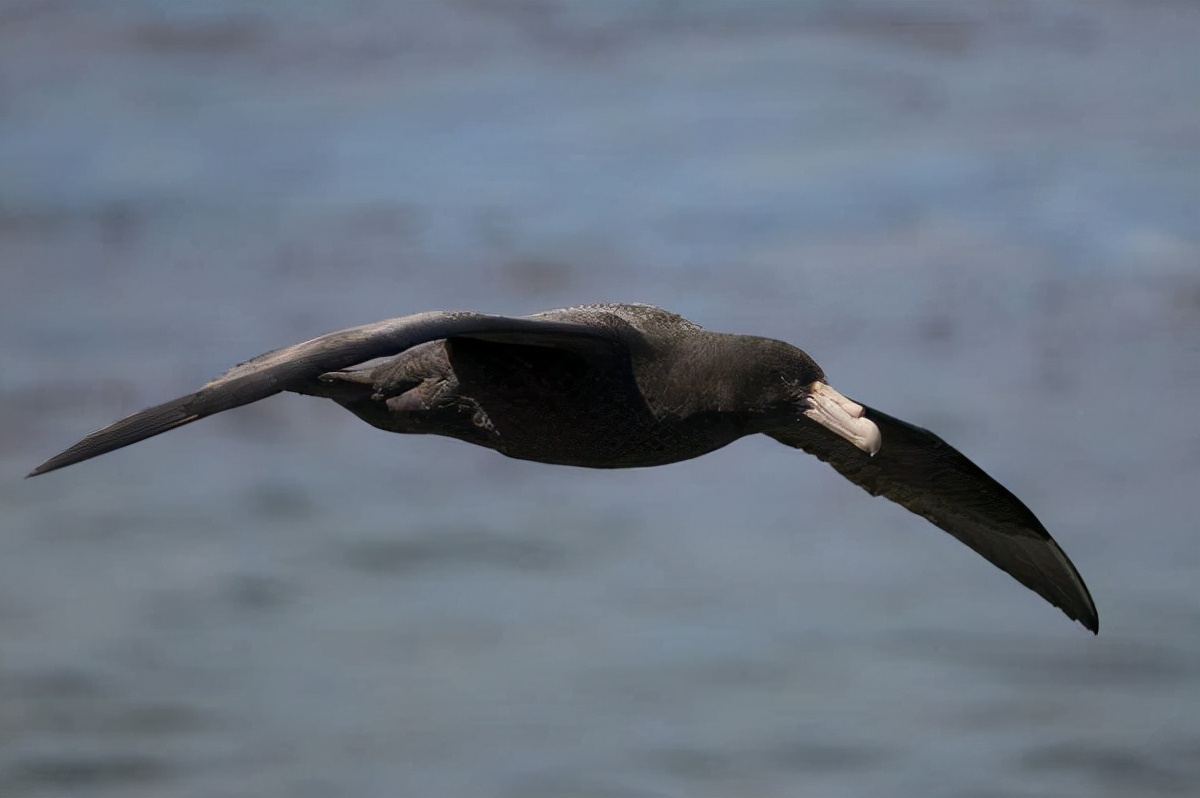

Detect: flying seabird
[28,303,1098,633]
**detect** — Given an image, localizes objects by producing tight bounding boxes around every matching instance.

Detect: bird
[27,302,1098,633]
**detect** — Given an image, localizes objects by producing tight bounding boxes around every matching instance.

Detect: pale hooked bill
[803,381,882,456]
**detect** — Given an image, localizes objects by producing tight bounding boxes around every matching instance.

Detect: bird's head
[761,340,881,456]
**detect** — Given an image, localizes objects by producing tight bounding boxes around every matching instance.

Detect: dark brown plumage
[28,303,1098,633]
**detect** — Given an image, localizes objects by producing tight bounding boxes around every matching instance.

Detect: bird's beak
[803,382,882,455]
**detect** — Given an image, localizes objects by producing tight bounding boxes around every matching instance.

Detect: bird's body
[301,304,815,468]
[29,303,1098,633]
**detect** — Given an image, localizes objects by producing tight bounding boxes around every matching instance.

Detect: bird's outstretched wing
[27,311,624,477]
[768,404,1098,633]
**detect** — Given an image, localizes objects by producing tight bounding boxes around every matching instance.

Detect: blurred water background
[2,2,1199,797]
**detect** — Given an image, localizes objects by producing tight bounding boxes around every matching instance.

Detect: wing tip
[24,409,202,479]
[1054,549,1099,636]
[1079,607,1100,635]
[26,452,80,478]
[27,454,71,478]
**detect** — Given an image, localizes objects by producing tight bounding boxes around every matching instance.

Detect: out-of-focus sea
[1,2,1198,797]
